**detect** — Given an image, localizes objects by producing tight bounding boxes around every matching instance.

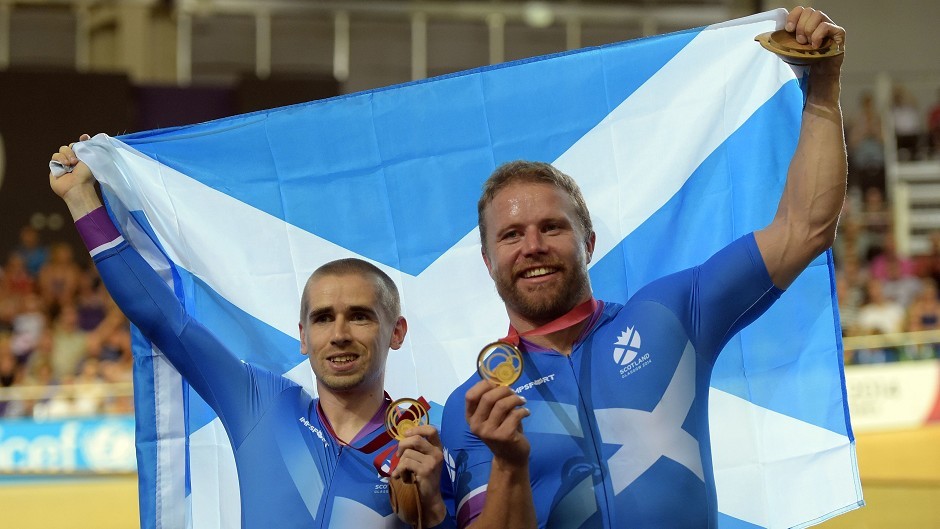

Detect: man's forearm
[757,69,847,288]
[469,458,536,529]
[787,71,846,246]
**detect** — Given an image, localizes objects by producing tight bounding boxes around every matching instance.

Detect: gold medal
[384,398,430,441]
[754,29,843,65]
[476,341,524,386]
[383,398,429,527]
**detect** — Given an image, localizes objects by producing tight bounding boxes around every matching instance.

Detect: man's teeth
[330,355,357,364]
[523,267,554,278]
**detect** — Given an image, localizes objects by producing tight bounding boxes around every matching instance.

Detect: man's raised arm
[755,6,848,289]
[48,137,269,439]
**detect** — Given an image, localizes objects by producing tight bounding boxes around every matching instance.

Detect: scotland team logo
[613,327,642,365]
[443,448,456,482]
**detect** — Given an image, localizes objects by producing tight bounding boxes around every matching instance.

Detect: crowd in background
[0,225,133,418]
[838,83,940,364]
[1,84,939,419]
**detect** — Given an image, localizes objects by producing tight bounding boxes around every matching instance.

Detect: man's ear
[482,246,495,279]
[390,316,408,350]
[298,323,308,355]
[585,231,596,264]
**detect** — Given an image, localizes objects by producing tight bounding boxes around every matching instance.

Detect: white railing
[877,72,940,256]
[0,381,134,419]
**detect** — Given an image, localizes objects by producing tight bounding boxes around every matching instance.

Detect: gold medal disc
[755,29,843,65]
[476,341,524,386]
[385,398,430,441]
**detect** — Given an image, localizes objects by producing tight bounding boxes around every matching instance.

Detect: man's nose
[330,317,352,344]
[521,228,547,255]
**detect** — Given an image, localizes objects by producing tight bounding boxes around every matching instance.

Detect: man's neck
[517,322,589,356]
[508,296,596,356]
[317,384,387,444]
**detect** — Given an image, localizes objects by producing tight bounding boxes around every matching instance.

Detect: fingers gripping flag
[75,9,861,529]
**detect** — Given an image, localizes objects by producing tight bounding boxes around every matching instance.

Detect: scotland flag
[74,8,861,529]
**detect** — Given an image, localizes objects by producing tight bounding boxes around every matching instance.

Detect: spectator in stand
[49,304,89,380]
[2,253,35,299]
[870,232,916,280]
[854,277,904,364]
[927,87,940,158]
[10,293,47,367]
[916,230,940,282]
[0,334,19,416]
[836,274,861,337]
[857,278,906,335]
[839,255,867,302]
[100,359,133,415]
[847,91,885,191]
[19,358,58,418]
[75,267,110,331]
[892,84,923,160]
[14,225,49,278]
[71,358,107,416]
[882,259,922,307]
[88,317,132,367]
[37,242,82,310]
[905,278,940,360]
[861,187,891,260]
[832,215,871,268]
[24,330,55,380]
[0,296,17,335]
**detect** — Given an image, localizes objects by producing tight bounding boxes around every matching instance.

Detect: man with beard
[49,139,454,528]
[441,6,846,529]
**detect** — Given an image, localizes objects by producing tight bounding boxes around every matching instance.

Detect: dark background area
[0,71,339,260]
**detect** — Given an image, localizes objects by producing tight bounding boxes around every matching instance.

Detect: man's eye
[312,315,332,324]
[502,230,520,241]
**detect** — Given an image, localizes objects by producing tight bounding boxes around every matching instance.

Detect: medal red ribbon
[315,393,431,477]
[501,297,599,347]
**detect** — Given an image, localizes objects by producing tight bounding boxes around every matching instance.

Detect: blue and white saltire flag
[74,8,861,529]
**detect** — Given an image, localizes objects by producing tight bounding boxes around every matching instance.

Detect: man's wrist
[62,183,103,220]
[492,453,529,472]
[806,64,842,106]
[424,498,452,528]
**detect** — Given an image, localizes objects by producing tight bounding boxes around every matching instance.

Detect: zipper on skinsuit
[316,443,343,527]
[567,349,615,528]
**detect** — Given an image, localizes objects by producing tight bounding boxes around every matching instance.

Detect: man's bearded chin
[496,266,592,325]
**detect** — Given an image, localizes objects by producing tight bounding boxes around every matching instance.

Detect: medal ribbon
[501,298,598,346]
[315,393,431,477]
[315,391,392,451]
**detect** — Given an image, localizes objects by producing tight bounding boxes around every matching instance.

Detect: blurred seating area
[0,225,133,419]
[839,79,940,365]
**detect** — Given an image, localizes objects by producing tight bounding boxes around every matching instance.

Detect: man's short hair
[477,160,593,255]
[299,258,401,324]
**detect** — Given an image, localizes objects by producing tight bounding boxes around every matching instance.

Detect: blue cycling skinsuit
[441,234,782,528]
[76,207,453,529]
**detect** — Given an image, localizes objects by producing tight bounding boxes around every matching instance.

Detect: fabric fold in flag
[74,7,861,529]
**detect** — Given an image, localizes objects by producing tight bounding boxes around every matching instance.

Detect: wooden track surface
[820,424,940,528]
[0,475,138,528]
